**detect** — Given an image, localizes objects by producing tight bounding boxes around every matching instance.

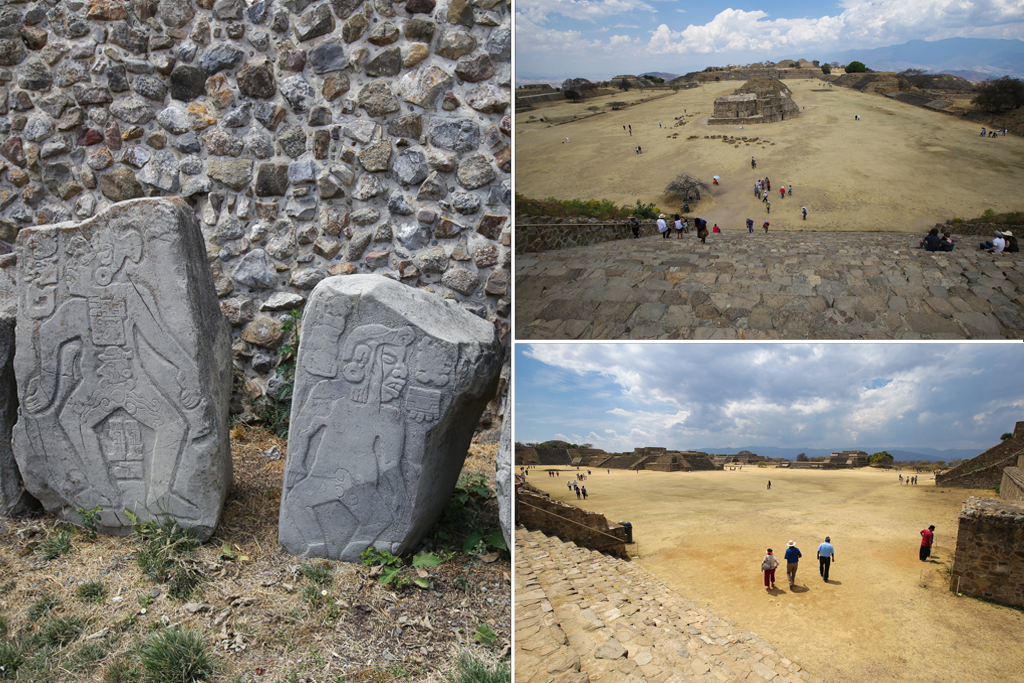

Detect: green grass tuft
[0,639,26,679]
[445,651,510,683]
[38,526,74,561]
[38,615,84,647]
[139,628,217,683]
[77,580,108,603]
[27,593,61,622]
[299,561,334,588]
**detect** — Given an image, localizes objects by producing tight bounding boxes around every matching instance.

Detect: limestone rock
[358,80,400,117]
[99,167,144,201]
[400,65,454,108]
[278,275,503,561]
[13,198,232,540]
[496,398,510,547]
[237,60,276,99]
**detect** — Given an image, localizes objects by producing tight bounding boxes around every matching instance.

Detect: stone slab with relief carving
[279,274,503,561]
[12,198,232,539]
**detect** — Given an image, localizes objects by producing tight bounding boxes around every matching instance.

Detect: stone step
[515,528,813,683]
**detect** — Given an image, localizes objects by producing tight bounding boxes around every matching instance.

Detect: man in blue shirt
[817,537,836,582]
[784,541,802,587]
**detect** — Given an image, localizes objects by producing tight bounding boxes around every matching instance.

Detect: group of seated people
[918,228,956,252]
[920,228,1019,253]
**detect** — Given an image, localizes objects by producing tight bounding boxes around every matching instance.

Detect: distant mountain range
[696,446,981,462]
[824,37,1024,79]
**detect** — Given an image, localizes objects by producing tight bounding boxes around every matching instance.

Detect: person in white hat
[657,214,669,239]
[784,540,802,587]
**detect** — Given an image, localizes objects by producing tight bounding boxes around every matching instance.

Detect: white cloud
[517,0,657,24]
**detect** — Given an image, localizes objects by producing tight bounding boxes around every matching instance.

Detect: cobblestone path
[516,529,813,683]
[515,232,1024,339]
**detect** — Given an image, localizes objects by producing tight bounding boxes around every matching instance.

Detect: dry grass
[0,425,509,682]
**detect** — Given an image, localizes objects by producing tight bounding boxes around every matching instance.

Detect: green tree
[796,453,808,462]
[869,451,894,467]
[821,64,831,75]
[972,77,1024,112]
[1001,432,1014,440]
[562,77,596,102]
[617,78,631,92]
[846,61,868,73]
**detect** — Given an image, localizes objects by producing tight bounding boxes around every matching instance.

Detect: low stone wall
[517,489,627,558]
[515,219,665,254]
[934,222,1023,239]
[949,497,1024,607]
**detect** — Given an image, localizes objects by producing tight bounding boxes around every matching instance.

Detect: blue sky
[515,1,1024,83]
[514,343,1024,452]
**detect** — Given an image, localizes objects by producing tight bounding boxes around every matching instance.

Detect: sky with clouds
[514,343,1024,453]
[515,1,1024,82]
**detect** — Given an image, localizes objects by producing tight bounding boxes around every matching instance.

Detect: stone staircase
[515,528,813,683]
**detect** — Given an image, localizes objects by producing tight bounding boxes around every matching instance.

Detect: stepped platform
[515,528,813,683]
[515,231,1024,339]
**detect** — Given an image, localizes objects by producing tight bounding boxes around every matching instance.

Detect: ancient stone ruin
[12,198,233,539]
[278,274,503,561]
[0,0,512,422]
[708,78,800,125]
[936,422,1024,489]
[949,496,1024,608]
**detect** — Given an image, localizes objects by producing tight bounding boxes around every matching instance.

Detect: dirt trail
[515,81,1024,234]
[527,466,1024,683]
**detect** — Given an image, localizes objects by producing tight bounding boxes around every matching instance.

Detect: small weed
[445,650,510,683]
[77,580,108,603]
[0,581,14,595]
[38,526,74,560]
[130,512,204,600]
[473,623,497,646]
[301,583,329,609]
[38,615,83,647]
[139,628,217,683]
[299,561,335,588]
[76,505,104,539]
[28,593,61,622]
[0,616,7,638]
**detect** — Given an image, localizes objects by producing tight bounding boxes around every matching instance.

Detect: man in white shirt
[657,214,669,239]
[981,230,1005,253]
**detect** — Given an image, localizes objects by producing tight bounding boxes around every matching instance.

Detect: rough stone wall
[518,489,627,558]
[949,496,1024,607]
[0,0,511,407]
[937,422,1024,487]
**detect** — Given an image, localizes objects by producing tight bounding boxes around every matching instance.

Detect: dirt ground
[527,466,1024,683]
[514,81,1024,234]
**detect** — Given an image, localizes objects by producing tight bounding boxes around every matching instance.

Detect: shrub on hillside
[846,61,868,73]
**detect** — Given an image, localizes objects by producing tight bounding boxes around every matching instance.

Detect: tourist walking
[766,201,770,214]
[657,214,669,239]
[784,541,802,587]
[629,214,641,239]
[802,206,807,220]
[788,185,793,196]
[747,218,754,233]
[581,486,588,500]
[780,187,785,200]
[761,549,779,591]
[763,220,770,233]
[767,480,771,490]
[674,214,684,237]
[698,221,708,244]
[817,537,835,582]
[920,524,935,561]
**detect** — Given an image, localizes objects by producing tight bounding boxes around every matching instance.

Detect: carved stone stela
[13,198,232,539]
[279,275,503,561]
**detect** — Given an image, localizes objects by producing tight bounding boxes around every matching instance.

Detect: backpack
[761,555,778,571]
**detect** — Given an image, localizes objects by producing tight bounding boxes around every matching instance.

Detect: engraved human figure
[287,323,416,560]
[21,224,208,517]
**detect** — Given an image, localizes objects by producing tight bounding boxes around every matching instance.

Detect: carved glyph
[279,275,503,561]
[13,198,232,539]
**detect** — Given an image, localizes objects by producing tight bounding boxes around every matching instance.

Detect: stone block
[13,198,232,539]
[496,398,510,548]
[279,275,504,560]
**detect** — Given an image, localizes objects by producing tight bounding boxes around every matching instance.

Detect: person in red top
[920,525,935,561]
